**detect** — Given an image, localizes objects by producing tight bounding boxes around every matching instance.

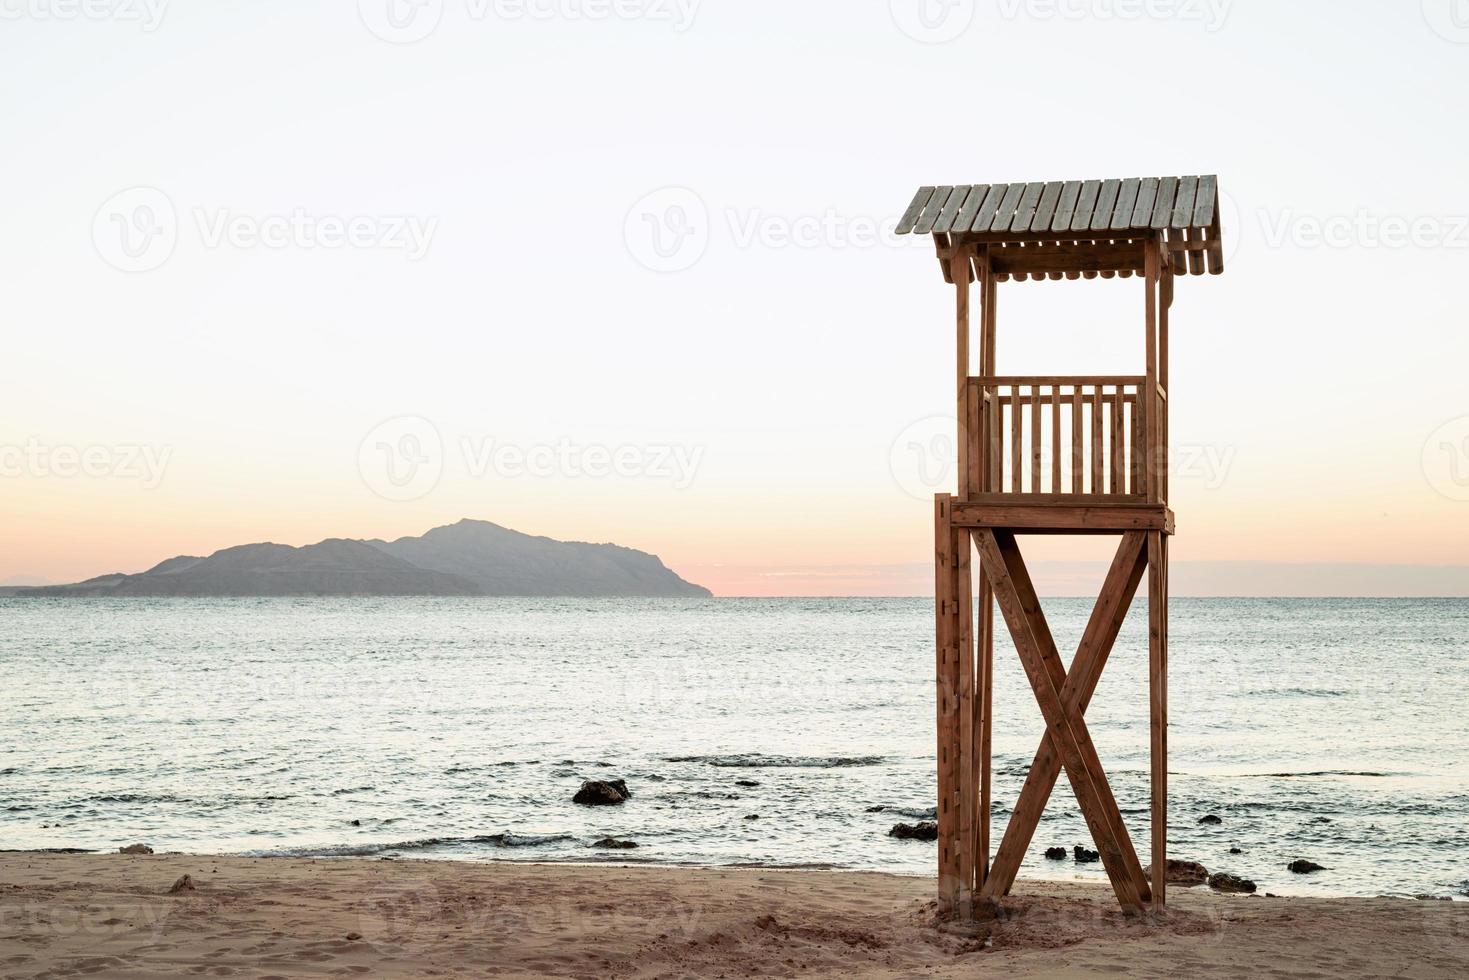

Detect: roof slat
[1089,179,1121,232]
[1052,180,1083,234]
[1150,176,1180,230]
[1171,176,1199,228]
[1110,178,1141,231]
[914,185,955,235]
[1193,174,1218,227]
[988,184,1027,233]
[1130,177,1160,229]
[1031,181,1065,234]
[932,185,973,234]
[953,183,990,234]
[895,186,937,236]
[972,183,1009,233]
[1005,182,1046,233]
[1070,180,1102,232]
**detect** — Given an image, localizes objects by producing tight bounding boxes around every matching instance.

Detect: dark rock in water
[1073,846,1099,863]
[1229,846,1242,854]
[1288,859,1325,874]
[119,843,153,855]
[743,814,760,821]
[573,780,630,806]
[1044,847,1067,860]
[1198,814,1222,825]
[591,837,638,850]
[736,780,760,788]
[1208,872,1256,894]
[889,822,938,841]
[1414,894,1451,901]
[349,819,361,826]
[1144,859,1209,885]
[865,805,885,813]
[167,874,195,894]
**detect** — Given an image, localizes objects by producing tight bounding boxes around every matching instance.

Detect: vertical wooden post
[953,250,971,500]
[1143,237,1160,502]
[934,495,960,914]
[1147,530,1169,909]
[955,518,975,915]
[976,257,996,890]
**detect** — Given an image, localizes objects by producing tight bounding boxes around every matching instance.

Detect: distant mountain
[16,520,710,598]
[368,519,711,597]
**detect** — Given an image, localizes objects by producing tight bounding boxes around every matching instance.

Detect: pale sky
[3,0,1468,596]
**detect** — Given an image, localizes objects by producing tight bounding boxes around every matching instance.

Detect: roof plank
[1150,176,1180,230]
[1007,181,1047,233]
[953,183,991,234]
[1110,178,1141,231]
[914,185,955,235]
[1193,174,1217,227]
[1052,180,1083,234]
[1089,179,1122,232]
[1171,176,1199,228]
[973,183,1010,233]
[1071,179,1102,232]
[988,183,1027,233]
[895,186,938,236]
[1032,181,1065,234]
[932,185,974,234]
[1130,177,1159,229]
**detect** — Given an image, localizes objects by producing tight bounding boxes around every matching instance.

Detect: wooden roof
[898,176,1224,280]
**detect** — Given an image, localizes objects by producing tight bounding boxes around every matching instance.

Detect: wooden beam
[1148,531,1169,909]
[981,532,1149,899]
[934,496,959,913]
[973,530,1146,913]
[950,502,1174,534]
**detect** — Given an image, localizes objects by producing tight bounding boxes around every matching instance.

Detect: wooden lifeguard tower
[896,176,1224,918]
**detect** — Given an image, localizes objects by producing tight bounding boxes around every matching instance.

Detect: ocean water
[2,597,1467,900]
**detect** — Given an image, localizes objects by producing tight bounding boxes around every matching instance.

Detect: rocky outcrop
[1208,872,1256,894]
[1198,814,1222,825]
[573,779,630,806]
[118,843,153,855]
[1144,859,1209,885]
[889,822,938,841]
[1288,859,1325,874]
[1044,847,1067,860]
[1073,845,1100,863]
[591,837,638,849]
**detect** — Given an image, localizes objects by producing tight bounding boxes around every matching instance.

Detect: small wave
[864,805,937,820]
[663,754,884,769]
[1245,688,1347,698]
[263,832,576,858]
[1241,771,1397,779]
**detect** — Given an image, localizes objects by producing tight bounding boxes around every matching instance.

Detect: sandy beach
[0,853,1464,979]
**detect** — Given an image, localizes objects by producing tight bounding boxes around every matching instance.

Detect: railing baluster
[1090,385,1103,493]
[1110,386,1123,494]
[1071,386,1083,493]
[1030,386,1042,492]
[1051,386,1062,494]
[1010,385,1023,494]
[1128,384,1141,496]
[990,385,1002,493]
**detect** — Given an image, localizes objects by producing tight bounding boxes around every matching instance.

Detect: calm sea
[2,597,1466,899]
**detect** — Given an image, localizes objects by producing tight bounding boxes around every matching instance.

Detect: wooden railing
[966,376,1155,499]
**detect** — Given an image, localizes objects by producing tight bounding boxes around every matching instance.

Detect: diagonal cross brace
[980,531,1151,901]
[973,529,1149,912]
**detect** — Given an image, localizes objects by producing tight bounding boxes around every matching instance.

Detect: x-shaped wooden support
[973,529,1152,913]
